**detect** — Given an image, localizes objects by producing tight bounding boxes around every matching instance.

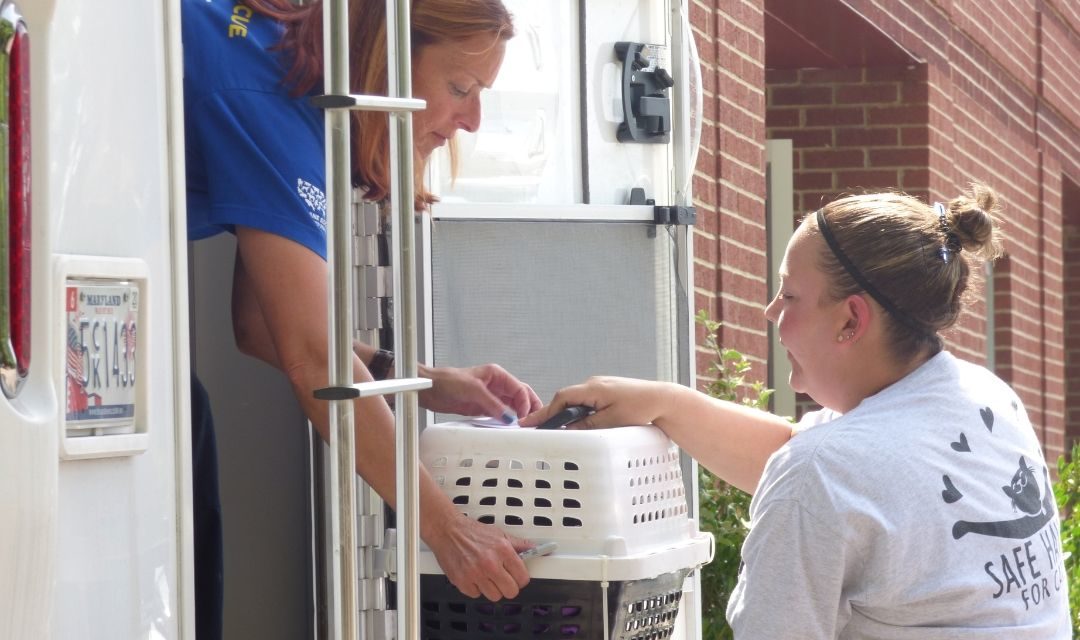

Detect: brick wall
[1040,3,1080,457]
[690,0,770,391]
[932,1,1077,463]
[1064,179,1080,450]
[692,0,1079,462]
[764,66,930,224]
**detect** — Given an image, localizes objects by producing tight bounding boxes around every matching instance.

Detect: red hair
[241,0,514,209]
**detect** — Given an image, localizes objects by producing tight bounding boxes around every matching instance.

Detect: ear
[839,293,873,343]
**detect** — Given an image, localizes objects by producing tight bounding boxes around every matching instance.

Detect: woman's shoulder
[756,351,1035,506]
[753,419,860,506]
[182,0,290,98]
[844,351,1019,422]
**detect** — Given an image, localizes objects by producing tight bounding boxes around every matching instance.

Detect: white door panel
[584,0,672,205]
[433,0,583,205]
[5,0,187,637]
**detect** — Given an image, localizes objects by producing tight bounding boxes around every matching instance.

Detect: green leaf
[1054,443,1080,636]
[694,312,775,637]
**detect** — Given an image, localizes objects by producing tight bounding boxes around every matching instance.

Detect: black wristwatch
[368,348,395,381]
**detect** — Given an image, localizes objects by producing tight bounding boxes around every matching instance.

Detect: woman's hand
[425,514,533,601]
[418,364,542,422]
[523,376,795,493]
[518,376,680,430]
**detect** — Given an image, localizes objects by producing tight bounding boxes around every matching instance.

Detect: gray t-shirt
[727,351,1071,638]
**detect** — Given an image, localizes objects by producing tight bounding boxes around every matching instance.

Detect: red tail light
[1,2,30,399]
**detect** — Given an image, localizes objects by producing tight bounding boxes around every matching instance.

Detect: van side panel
[7,0,187,637]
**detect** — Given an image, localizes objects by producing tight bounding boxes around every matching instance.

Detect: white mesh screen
[430,220,682,416]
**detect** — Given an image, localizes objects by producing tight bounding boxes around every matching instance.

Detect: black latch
[614,42,673,144]
[653,205,696,226]
[629,188,696,226]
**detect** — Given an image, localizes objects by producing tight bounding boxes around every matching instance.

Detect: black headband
[815,209,929,337]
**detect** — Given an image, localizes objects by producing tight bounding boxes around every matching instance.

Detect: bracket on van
[614,41,673,144]
[628,187,696,226]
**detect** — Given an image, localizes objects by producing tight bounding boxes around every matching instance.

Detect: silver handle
[322,0,425,637]
[386,0,422,638]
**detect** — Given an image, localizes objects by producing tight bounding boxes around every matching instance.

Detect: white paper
[467,416,522,429]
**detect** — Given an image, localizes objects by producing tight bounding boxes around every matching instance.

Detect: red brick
[765,69,798,84]
[902,168,930,189]
[718,212,767,247]
[835,170,904,189]
[718,237,766,274]
[836,128,900,147]
[900,126,930,146]
[723,270,768,302]
[694,235,719,263]
[804,149,866,169]
[805,107,866,127]
[901,80,930,104]
[770,86,833,106]
[866,66,916,82]
[836,84,900,104]
[694,292,717,319]
[869,148,930,167]
[718,297,768,332]
[725,103,760,135]
[689,1,712,38]
[768,127,833,147]
[693,173,718,204]
[868,105,928,125]
[799,68,864,84]
[766,107,800,127]
[801,191,847,210]
[794,172,834,190]
[695,262,718,293]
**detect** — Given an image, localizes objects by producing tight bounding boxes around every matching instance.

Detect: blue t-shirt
[182,0,327,259]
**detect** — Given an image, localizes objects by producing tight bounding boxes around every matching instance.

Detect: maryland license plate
[64,281,139,432]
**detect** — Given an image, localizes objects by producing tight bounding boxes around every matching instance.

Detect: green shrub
[697,467,751,639]
[1054,443,1080,637]
[694,311,772,639]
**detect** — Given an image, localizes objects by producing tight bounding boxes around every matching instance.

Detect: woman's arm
[231,225,531,599]
[231,240,540,421]
[520,377,793,493]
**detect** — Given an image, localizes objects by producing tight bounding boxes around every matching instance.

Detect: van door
[4,0,193,637]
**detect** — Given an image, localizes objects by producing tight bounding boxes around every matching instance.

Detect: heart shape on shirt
[950,433,970,453]
[941,475,962,504]
[980,407,994,432]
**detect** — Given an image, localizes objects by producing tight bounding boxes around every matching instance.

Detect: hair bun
[946,183,1003,260]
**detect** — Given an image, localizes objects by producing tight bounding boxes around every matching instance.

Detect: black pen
[536,405,593,430]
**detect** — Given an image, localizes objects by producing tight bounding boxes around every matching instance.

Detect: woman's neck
[829,346,936,414]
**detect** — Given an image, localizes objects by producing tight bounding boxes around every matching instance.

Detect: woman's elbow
[231,312,273,363]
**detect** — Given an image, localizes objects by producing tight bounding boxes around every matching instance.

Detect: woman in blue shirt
[183,0,539,636]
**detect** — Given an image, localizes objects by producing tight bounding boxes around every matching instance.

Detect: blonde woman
[523,185,1071,638]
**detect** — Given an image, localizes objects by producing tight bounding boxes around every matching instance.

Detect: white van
[6,1,705,638]
[3,0,194,637]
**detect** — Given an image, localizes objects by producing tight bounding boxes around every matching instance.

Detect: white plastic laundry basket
[417,423,713,640]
